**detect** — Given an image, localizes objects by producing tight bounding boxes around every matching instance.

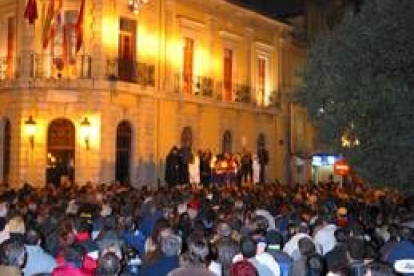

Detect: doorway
[116,121,132,184]
[46,118,75,185]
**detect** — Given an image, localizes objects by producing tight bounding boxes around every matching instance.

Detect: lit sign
[312,155,339,167]
[334,159,350,176]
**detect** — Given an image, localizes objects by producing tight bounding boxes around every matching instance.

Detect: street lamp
[128,0,149,15]
[25,116,36,149]
[80,117,91,150]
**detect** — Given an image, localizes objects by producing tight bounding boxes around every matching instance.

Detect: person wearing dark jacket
[140,233,181,276]
[165,147,181,187]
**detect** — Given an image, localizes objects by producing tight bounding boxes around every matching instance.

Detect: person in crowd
[265,230,292,276]
[291,237,317,276]
[364,262,395,276]
[325,228,349,273]
[230,259,258,276]
[168,233,216,276]
[141,233,181,276]
[96,252,121,276]
[385,221,414,274]
[0,237,26,275]
[24,228,57,276]
[52,244,92,276]
[7,216,26,243]
[313,214,338,255]
[347,237,366,276]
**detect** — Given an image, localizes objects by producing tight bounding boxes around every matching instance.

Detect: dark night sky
[226,0,305,18]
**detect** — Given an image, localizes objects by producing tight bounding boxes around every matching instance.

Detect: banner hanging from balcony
[42,0,63,49]
[76,0,85,53]
[24,0,38,24]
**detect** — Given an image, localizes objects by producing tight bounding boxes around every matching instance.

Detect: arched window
[257,133,266,150]
[222,130,232,154]
[2,119,11,185]
[181,126,193,149]
[47,118,76,185]
[116,121,132,184]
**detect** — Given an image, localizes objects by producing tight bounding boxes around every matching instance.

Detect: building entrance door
[46,119,75,186]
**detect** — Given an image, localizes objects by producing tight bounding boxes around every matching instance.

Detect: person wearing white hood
[189,152,200,188]
[252,154,261,185]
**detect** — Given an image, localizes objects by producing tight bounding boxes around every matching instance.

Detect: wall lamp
[80,117,91,150]
[25,116,36,149]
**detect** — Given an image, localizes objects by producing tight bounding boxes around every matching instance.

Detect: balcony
[107,58,155,87]
[173,73,214,98]
[0,51,92,89]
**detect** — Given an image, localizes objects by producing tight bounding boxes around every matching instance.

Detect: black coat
[165,152,180,186]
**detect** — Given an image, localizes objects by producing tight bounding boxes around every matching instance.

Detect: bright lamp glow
[25,116,36,148]
[80,117,91,150]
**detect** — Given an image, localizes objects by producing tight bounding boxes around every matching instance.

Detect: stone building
[0,0,315,187]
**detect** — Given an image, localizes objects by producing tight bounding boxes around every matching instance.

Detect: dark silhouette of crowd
[0,179,412,276]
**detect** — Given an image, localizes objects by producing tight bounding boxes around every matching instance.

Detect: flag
[42,0,63,49]
[75,0,85,53]
[24,0,38,24]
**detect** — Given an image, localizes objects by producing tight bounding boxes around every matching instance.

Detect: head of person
[218,238,240,276]
[7,216,25,235]
[25,228,41,246]
[184,234,210,267]
[306,254,325,276]
[0,238,26,268]
[230,260,258,276]
[64,244,85,268]
[96,252,121,276]
[347,237,365,261]
[240,236,256,259]
[160,234,182,257]
[216,221,232,239]
[265,230,283,252]
[298,237,316,258]
[364,262,395,276]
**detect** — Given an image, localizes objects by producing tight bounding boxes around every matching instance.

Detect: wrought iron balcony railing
[107,58,155,87]
[174,73,214,98]
[0,52,92,81]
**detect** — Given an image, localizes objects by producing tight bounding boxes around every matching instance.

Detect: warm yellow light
[102,17,118,53]
[79,115,100,151]
[25,116,36,137]
[194,47,209,76]
[80,117,91,150]
[138,26,159,59]
[167,38,184,70]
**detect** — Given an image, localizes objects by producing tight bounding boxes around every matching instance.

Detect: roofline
[221,0,293,31]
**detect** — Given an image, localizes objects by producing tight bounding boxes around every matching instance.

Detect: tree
[295,0,414,190]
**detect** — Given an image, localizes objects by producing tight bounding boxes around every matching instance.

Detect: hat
[337,207,348,216]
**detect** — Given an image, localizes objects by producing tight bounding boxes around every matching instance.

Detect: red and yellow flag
[75,0,85,53]
[24,0,38,24]
[42,0,63,49]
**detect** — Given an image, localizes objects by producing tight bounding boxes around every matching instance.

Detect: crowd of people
[165,147,269,187]
[0,178,412,276]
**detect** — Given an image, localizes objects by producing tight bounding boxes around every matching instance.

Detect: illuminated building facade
[0,0,315,187]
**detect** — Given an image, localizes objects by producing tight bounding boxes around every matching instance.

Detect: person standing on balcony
[257,147,269,184]
[188,152,200,188]
[165,147,181,187]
